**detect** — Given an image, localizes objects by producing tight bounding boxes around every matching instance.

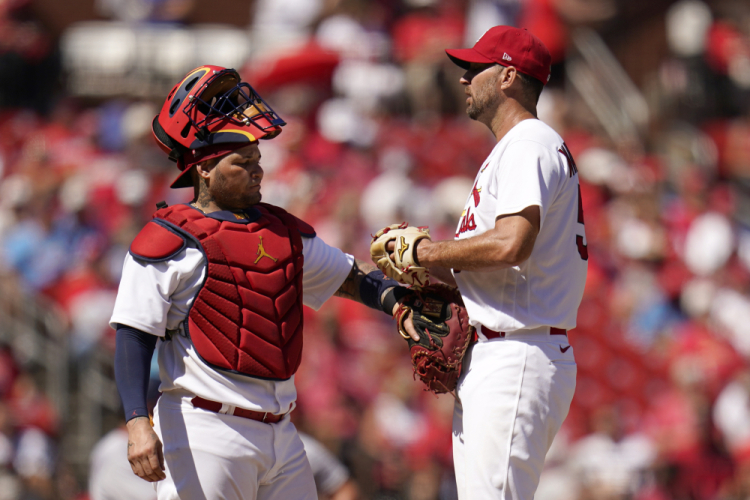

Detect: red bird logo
[471,182,481,207]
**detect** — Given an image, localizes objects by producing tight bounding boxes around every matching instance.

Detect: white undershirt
[453,119,588,332]
[110,235,354,413]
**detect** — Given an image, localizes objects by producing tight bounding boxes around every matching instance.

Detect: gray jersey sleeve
[299,432,350,495]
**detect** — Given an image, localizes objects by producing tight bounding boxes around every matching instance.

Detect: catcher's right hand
[370,223,431,288]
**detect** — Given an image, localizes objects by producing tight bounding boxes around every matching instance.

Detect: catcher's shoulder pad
[129,221,187,262]
[256,202,316,238]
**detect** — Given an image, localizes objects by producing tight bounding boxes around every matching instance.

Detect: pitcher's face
[461,63,503,121]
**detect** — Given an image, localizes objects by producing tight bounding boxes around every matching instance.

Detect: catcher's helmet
[152,65,285,188]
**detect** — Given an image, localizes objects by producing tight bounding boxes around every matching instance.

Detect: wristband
[359,270,400,311]
[382,286,410,315]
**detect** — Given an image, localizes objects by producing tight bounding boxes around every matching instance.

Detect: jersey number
[560,142,588,261]
[576,185,588,260]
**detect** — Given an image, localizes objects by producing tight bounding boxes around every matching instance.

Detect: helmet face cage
[184,69,285,143]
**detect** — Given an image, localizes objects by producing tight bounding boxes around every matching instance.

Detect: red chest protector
[129,203,315,380]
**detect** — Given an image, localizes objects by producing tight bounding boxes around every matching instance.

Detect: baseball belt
[191,397,287,424]
[479,325,567,340]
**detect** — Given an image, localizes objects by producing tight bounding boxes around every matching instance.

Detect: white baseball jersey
[453,119,587,332]
[109,234,354,414]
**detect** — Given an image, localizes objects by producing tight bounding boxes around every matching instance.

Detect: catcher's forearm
[417,208,538,271]
[115,324,157,422]
[334,259,398,309]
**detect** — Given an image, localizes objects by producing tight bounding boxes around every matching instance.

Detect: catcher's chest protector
[131,203,314,380]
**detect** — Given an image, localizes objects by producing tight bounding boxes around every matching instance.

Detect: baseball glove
[394,284,475,394]
[371,223,431,288]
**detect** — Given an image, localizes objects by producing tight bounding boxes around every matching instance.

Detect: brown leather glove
[393,284,475,394]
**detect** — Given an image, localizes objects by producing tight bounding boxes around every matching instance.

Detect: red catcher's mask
[151,65,285,188]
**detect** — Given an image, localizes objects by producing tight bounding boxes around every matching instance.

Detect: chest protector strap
[149,203,311,380]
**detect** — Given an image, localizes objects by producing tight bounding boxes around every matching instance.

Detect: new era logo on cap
[445,26,552,85]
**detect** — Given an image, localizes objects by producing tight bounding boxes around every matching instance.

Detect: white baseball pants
[152,392,317,500]
[453,336,576,500]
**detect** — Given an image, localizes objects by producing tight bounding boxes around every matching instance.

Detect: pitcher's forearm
[417,208,539,270]
[417,237,522,271]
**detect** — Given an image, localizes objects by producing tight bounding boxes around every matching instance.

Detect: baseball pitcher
[371,27,588,500]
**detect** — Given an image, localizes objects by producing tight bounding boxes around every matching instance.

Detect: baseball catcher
[112,65,424,500]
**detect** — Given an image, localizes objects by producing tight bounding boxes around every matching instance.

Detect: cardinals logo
[471,182,482,207]
[456,206,477,237]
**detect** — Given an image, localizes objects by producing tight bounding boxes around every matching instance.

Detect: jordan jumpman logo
[254,236,278,264]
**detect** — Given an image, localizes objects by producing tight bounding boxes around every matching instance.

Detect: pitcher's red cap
[446,26,552,84]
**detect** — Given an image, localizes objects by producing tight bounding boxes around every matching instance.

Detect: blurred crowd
[0,0,749,499]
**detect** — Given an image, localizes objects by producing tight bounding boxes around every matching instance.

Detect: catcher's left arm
[333,258,421,341]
